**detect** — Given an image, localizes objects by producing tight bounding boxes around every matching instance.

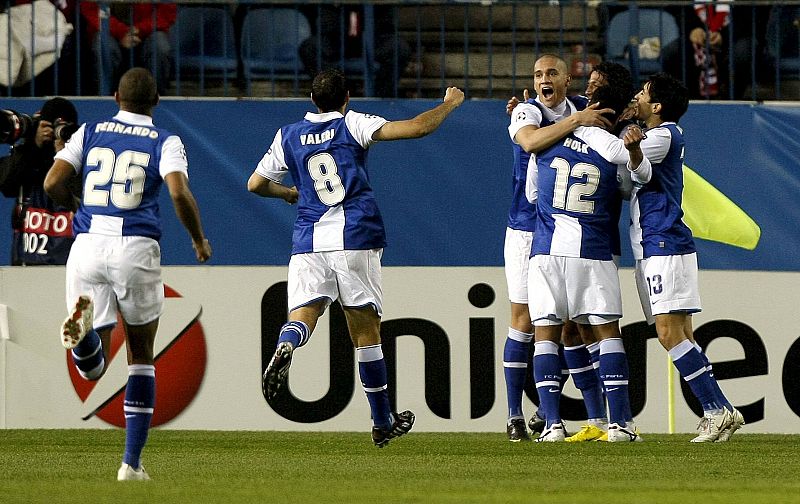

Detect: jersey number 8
[84,147,149,209]
[307,152,345,206]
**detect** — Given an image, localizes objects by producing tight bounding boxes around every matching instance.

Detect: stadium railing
[0,0,797,100]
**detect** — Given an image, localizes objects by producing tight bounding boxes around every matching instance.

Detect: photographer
[0,97,78,265]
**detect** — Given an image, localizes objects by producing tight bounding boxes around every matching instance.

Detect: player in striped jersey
[528,84,650,442]
[627,73,743,442]
[249,69,464,447]
[45,68,212,480]
[504,54,616,441]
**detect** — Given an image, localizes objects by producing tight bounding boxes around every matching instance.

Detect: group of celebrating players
[45,54,744,481]
[500,55,744,443]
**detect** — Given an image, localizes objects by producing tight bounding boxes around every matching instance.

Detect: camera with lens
[53,119,78,142]
[0,109,36,145]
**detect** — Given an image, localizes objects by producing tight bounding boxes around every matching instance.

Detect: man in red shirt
[81,2,176,95]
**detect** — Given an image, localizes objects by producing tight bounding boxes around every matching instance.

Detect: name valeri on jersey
[300,129,334,145]
[94,122,159,139]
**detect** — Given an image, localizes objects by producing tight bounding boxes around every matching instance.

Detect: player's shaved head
[534,54,568,74]
[116,67,159,115]
[311,69,349,113]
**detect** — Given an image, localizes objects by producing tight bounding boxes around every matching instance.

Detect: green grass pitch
[2,430,799,503]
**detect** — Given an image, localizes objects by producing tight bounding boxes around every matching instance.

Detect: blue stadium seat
[240,8,311,78]
[170,7,238,77]
[766,5,800,76]
[605,8,679,77]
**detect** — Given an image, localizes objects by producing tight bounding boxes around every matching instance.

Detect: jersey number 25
[84,147,149,209]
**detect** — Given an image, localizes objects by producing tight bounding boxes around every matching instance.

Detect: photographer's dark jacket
[0,140,74,265]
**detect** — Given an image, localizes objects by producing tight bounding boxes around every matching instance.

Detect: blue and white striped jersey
[630,123,696,259]
[255,110,388,255]
[507,95,588,229]
[532,131,624,261]
[55,111,189,241]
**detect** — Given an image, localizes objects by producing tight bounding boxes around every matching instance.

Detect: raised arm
[372,87,464,141]
[164,171,211,263]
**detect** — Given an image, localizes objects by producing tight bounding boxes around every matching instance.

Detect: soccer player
[620,73,743,442]
[527,84,649,442]
[249,69,464,447]
[504,54,613,441]
[44,67,212,480]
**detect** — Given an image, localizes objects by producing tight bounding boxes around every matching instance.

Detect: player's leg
[264,252,336,401]
[117,318,158,481]
[532,325,566,441]
[592,321,640,442]
[563,321,607,442]
[528,255,570,442]
[62,235,114,380]
[263,302,325,402]
[639,254,732,442]
[570,258,637,442]
[112,236,163,481]
[502,228,534,441]
[505,302,533,441]
[684,316,744,440]
[339,249,414,447]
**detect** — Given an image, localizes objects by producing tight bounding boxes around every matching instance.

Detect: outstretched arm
[372,87,465,141]
[165,171,211,263]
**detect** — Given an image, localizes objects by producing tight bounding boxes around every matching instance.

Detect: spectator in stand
[80,2,176,95]
[0,0,84,96]
[663,3,772,99]
[298,4,411,97]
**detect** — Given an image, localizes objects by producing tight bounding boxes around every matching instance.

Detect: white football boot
[535,422,566,442]
[61,295,93,349]
[117,463,151,481]
[690,409,733,443]
[716,407,745,442]
[606,422,643,442]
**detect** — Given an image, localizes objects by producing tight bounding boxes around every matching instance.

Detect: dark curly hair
[646,72,689,123]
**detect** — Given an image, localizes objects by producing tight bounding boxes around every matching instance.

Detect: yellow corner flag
[681,164,761,250]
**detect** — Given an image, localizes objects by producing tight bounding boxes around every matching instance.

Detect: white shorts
[635,253,701,324]
[288,249,384,316]
[528,255,622,326]
[504,227,533,304]
[66,234,164,329]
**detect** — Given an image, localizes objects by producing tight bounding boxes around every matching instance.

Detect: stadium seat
[240,8,311,78]
[170,7,238,78]
[766,5,800,76]
[605,8,679,78]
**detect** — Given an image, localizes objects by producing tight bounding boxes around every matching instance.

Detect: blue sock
[71,329,104,380]
[693,341,733,411]
[564,344,606,421]
[277,321,310,349]
[670,340,721,413]
[357,345,392,429]
[533,340,562,427]
[599,338,631,426]
[558,344,570,391]
[503,328,532,420]
[123,365,155,469]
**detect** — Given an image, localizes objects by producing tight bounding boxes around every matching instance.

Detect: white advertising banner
[1,266,798,433]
